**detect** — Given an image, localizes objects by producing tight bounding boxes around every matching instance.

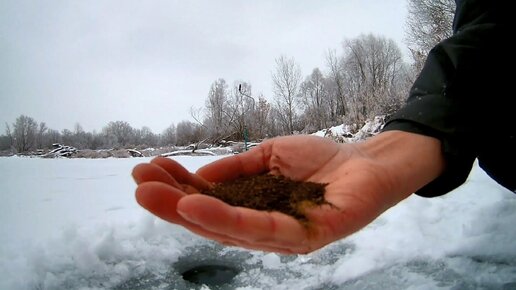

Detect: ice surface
[261,253,282,269]
[1,156,515,290]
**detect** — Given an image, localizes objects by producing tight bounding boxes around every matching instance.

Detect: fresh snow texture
[0,155,515,290]
[313,116,385,142]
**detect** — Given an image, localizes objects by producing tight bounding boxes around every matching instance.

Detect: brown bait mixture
[200,174,330,222]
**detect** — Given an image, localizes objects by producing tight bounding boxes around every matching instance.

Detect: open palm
[132,133,442,254]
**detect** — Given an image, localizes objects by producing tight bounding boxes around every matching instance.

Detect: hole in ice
[181,264,240,286]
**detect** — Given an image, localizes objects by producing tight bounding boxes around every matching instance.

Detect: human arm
[383,0,513,194]
[133,131,444,254]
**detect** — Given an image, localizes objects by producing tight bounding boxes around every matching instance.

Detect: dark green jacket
[383,0,514,196]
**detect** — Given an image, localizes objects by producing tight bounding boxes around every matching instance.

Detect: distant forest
[0,0,455,154]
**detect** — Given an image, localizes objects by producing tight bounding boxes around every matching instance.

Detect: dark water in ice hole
[113,241,516,290]
[113,241,345,290]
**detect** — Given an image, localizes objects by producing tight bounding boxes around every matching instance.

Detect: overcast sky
[1,0,408,134]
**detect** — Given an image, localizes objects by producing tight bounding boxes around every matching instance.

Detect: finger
[220,241,299,254]
[136,182,229,233]
[176,194,309,248]
[132,163,181,188]
[183,222,300,254]
[135,181,190,223]
[151,157,211,190]
[181,217,311,254]
[196,144,272,182]
[136,182,300,253]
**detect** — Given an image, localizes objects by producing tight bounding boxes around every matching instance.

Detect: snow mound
[313,116,386,142]
[161,149,217,157]
[41,144,78,158]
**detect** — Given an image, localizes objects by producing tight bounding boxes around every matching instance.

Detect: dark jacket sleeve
[382,0,513,197]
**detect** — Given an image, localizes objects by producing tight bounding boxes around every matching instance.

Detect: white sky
[0,0,408,134]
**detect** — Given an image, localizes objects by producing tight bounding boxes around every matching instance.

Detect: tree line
[1,0,455,154]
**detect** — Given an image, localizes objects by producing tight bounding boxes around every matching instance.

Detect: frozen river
[1,156,515,289]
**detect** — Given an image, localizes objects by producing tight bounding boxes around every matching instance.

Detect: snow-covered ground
[0,155,515,290]
[312,116,385,143]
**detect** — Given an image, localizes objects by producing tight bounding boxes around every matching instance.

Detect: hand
[132,131,444,254]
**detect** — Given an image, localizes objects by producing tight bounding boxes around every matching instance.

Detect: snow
[1,156,515,289]
[312,116,386,143]
[261,253,282,270]
[161,149,217,157]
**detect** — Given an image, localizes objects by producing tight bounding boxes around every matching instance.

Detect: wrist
[355,130,445,197]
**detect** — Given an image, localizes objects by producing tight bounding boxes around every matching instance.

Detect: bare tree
[5,122,13,150]
[89,131,105,150]
[225,82,246,141]
[1,123,13,151]
[299,68,331,131]
[267,106,285,137]
[249,95,270,140]
[228,81,256,142]
[405,0,455,72]
[61,129,74,146]
[190,106,205,127]
[204,79,234,142]
[139,126,158,147]
[161,124,177,146]
[326,49,347,120]
[176,120,202,146]
[72,123,91,149]
[102,121,135,148]
[342,34,405,122]
[43,129,62,148]
[35,122,48,149]
[272,55,302,134]
[12,115,38,153]
[0,135,10,151]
